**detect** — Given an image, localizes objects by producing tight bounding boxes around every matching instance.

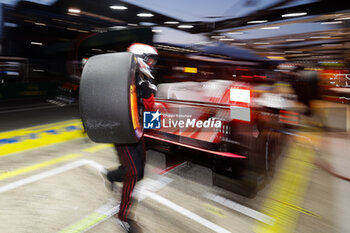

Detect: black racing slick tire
[251,130,280,179]
[79,52,143,144]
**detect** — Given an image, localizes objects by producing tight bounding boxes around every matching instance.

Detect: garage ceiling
[2,0,350,65]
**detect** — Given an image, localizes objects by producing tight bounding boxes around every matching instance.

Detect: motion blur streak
[254,138,316,233]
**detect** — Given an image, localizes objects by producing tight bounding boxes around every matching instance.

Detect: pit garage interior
[1,1,350,233]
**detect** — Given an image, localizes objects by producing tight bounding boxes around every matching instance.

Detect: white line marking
[58,200,120,233]
[0,159,173,195]
[58,174,174,233]
[83,159,108,174]
[143,190,231,233]
[135,175,173,201]
[0,158,231,233]
[72,175,175,233]
[0,160,87,193]
[95,200,120,216]
[203,192,274,225]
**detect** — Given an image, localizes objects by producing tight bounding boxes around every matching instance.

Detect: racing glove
[138,78,157,111]
[139,79,156,99]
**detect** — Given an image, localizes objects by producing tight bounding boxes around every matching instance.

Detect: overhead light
[109,5,128,10]
[68,8,80,14]
[152,29,162,33]
[4,22,17,27]
[231,43,246,46]
[67,13,80,16]
[164,21,179,24]
[110,26,127,30]
[253,42,270,45]
[31,42,43,46]
[335,17,350,20]
[194,41,211,45]
[92,28,107,33]
[286,38,305,42]
[261,26,280,30]
[227,32,243,35]
[211,35,225,39]
[128,23,138,26]
[33,69,44,72]
[178,25,194,29]
[220,38,235,41]
[24,19,35,23]
[34,22,46,26]
[92,48,102,52]
[247,20,268,24]
[66,27,77,31]
[137,13,154,17]
[282,12,307,18]
[139,22,156,26]
[321,21,342,24]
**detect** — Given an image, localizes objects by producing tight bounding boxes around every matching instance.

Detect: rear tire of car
[252,129,280,179]
[79,52,143,144]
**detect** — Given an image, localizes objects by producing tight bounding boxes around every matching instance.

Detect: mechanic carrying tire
[80,43,158,233]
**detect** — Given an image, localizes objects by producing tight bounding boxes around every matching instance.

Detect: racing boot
[117,219,144,233]
[100,170,114,192]
[107,165,125,182]
[101,165,126,192]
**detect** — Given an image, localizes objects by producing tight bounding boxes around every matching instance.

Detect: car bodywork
[143,43,301,186]
[146,80,253,158]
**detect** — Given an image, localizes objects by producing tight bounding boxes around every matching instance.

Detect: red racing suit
[107,77,156,221]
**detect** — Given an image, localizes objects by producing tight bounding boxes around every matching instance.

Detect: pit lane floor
[0,103,349,233]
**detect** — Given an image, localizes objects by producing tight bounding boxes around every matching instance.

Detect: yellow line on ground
[58,212,107,233]
[253,141,316,233]
[0,153,81,181]
[83,144,113,153]
[0,120,85,157]
[0,120,82,139]
[202,203,226,218]
[26,119,81,131]
[273,200,320,218]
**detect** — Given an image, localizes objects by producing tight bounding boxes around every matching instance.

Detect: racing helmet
[127,43,158,67]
